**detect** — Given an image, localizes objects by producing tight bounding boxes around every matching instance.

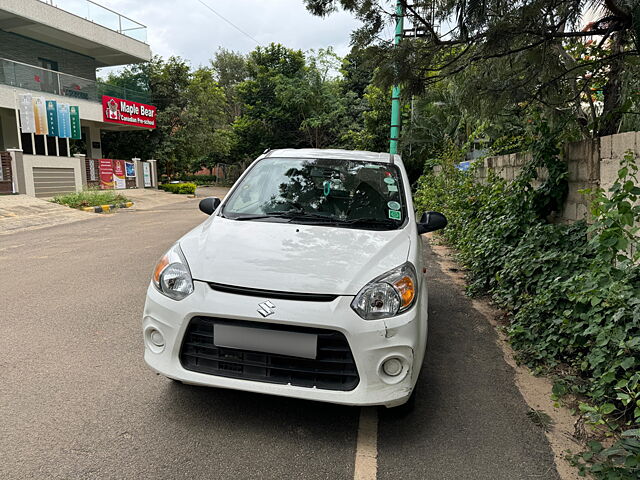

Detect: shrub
[159,182,197,195]
[414,132,640,479]
[51,189,129,209]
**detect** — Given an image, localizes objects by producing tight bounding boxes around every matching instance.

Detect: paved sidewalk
[0,187,231,236]
[0,195,93,236]
[123,186,230,211]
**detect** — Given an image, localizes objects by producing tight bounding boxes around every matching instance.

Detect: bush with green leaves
[51,189,129,209]
[414,137,640,478]
[159,183,197,195]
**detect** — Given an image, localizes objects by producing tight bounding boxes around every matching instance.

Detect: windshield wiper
[341,217,399,228]
[232,210,302,221]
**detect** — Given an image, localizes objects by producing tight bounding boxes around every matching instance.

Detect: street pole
[389,0,404,155]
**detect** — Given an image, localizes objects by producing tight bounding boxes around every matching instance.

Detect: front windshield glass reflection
[222,157,406,227]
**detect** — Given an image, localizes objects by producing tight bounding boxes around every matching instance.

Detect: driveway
[0,197,559,479]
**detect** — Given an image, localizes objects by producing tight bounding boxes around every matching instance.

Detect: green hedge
[414,131,640,479]
[159,183,197,195]
[51,189,129,209]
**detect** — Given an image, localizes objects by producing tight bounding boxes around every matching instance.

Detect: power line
[195,0,262,46]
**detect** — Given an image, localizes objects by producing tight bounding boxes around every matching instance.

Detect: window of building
[38,58,59,94]
[57,137,69,157]
[39,58,58,71]
[46,135,58,156]
[21,133,33,155]
[34,135,45,155]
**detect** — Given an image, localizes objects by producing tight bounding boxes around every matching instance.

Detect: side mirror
[417,211,448,235]
[199,197,221,215]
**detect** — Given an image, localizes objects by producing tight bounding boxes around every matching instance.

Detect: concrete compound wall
[441,132,640,223]
[6,149,158,197]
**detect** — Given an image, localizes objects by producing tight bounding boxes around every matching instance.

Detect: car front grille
[179,317,360,392]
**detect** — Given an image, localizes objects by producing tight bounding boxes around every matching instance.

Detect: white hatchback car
[143,149,447,407]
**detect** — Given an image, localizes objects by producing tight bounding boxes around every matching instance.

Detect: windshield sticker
[389,209,402,220]
[323,180,331,196]
[384,177,395,185]
[387,201,401,210]
[387,185,398,192]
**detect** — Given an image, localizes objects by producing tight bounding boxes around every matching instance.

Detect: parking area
[0,198,559,480]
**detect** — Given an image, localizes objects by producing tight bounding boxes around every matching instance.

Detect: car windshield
[222,157,406,229]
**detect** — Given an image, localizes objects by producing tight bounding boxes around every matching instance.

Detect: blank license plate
[213,324,317,359]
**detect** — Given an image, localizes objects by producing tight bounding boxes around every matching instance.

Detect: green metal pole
[389,0,404,155]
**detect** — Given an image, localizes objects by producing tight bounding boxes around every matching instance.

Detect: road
[0,196,560,480]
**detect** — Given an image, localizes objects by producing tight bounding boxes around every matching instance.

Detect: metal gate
[32,167,76,197]
[0,151,12,194]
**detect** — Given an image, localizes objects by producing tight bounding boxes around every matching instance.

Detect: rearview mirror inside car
[417,211,448,235]
[199,197,221,215]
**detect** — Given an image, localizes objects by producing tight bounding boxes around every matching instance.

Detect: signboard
[19,94,36,133]
[457,161,471,171]
[57,103,72,138]
[88,158,97,181]
[69,106,81,140]
[46,100,59,137]
[113,160,126,189]
[99,159,114,189]
[125,161,135,178]
[102,95,156,129]
[143,162,151,187]
[33,97,48,135]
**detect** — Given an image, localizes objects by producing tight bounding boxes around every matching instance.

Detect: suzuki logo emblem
[257,300,276,317]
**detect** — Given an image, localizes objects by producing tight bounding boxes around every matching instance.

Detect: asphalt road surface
[0,197,559,480]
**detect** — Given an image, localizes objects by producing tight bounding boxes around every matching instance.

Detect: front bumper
[142,280,428,407]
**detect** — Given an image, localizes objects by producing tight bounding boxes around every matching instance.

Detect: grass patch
[51,189,130,209]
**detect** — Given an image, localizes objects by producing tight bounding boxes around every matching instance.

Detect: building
[0,0,158,197]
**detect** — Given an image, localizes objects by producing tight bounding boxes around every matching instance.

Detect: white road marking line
[354,407,378,480]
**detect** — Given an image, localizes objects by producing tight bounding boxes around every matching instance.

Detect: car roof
[265,148,400,164]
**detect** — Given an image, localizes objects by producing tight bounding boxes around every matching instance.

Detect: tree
[211,48,249,122]
[304,0,640,137]
[232,43,309,158]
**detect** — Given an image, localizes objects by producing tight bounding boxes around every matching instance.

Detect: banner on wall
[143,162,151,187]
[113,160,126,189]
[33,97,48,135]
[125,161,135,177]
[99,159,114,189]
[69,105,81,140]
[18,94,36,133]
[46,100,59,137]
[57,103,72,139]
[17,95,80,138]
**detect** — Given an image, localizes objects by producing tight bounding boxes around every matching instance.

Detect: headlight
[152,244,194,301]
[351,262,417,320]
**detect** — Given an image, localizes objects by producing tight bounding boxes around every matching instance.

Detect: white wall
[20,154,83,196]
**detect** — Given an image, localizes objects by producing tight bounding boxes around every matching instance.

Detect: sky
[95,0,364,74]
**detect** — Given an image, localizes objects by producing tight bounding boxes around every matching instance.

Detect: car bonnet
[179,215,412,296]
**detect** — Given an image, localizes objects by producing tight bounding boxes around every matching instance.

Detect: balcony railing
[0,57,150,104]
[38,0,147,43]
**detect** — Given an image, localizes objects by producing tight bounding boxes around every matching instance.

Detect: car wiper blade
[342,217,399,227]
[232,210,302,221]
[286,212,339,223]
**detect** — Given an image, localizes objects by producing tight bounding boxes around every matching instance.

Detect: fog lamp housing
[382,357,403,377]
